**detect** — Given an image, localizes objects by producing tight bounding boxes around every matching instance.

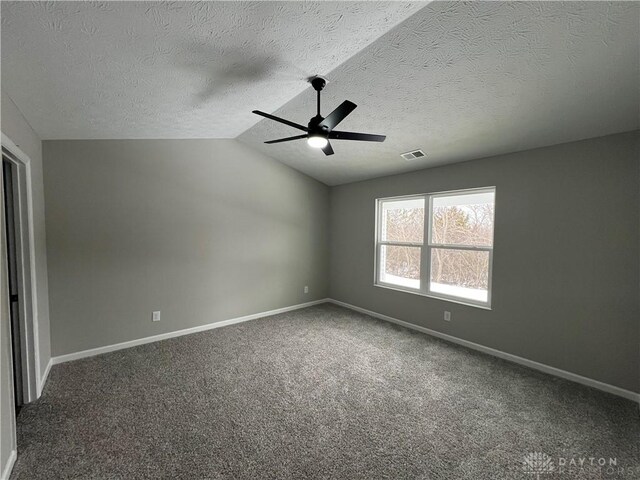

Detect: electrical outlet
[304,286,309,294]
[444,311,451,322]
[152,311,161,322]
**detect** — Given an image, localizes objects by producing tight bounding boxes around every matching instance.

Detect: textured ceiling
[238,1,640,185]
[2,2,639,186]
[0,1,424,139]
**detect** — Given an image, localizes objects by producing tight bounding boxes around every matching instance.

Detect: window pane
[379,245,421,289]
[429,248,489,303]
[381,198,425,243]
[431,191,495,246]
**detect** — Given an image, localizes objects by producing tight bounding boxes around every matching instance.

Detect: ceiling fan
[252,76,386,156]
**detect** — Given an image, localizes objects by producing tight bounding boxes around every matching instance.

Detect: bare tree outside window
[379,198,424,289]
[381,203,423,283]
[431,201,494,290]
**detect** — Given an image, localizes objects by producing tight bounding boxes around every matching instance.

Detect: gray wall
[43,139,330,356]
[330,131,640,393]
[1,89,51,471]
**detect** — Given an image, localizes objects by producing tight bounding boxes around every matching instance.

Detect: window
[377,196,425,290]
[375,188,495,308]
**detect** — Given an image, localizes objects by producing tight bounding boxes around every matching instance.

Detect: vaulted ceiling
[0,1,423,138]
[2,1,639,185]
[238,1,640,184]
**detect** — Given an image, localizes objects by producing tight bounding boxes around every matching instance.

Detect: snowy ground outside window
[380,273,487,303]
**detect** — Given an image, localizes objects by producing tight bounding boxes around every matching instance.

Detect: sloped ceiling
[1,1,639,185]
[239,1,640,185]
[0,1,424,138]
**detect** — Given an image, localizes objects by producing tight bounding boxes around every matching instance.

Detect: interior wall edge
[0,449,17,480]
[37,357,52,397]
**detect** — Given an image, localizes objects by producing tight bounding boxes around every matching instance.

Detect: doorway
[1,138,40,410]
[3,157,24,413]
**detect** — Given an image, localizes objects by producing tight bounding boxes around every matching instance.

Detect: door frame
[1,132,41,403]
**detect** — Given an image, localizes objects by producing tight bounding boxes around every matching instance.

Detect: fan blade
[322,142,334,156]
[319,101,357,130]
[329,130,386,142]
[264,134,307,144]
[252,110,308,132]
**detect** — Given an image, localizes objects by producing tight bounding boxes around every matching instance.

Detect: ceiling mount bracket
[309,76,327,92]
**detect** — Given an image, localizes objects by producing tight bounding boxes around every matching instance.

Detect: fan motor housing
[308,114,328,136]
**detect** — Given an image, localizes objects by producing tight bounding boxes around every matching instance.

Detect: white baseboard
[328,299,640,404]
[47,297,640,404]
[38,357,53,396]
[51,299,330,365]
[1,450,16,480]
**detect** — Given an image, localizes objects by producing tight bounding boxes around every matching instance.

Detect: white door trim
[1,131,41,402]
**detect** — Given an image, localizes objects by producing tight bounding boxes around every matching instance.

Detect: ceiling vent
[401,149,426,161]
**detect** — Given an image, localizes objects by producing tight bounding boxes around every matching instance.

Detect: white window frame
[375,194,425,292]
[374,187,495,309]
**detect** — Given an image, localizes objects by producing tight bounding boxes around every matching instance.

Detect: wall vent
[401,149,426,161]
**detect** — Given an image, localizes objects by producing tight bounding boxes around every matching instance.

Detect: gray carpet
[10,304,640,479]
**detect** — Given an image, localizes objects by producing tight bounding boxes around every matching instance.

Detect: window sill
[373,282,492,310]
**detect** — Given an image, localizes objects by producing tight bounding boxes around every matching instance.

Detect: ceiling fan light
[307,135,328,148]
